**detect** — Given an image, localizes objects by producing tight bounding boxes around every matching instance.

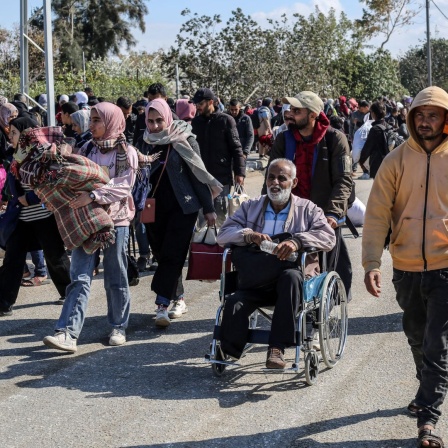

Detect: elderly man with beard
[264,91,353,301]
[216,159,335,369]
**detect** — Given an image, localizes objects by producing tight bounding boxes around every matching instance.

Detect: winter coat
[359,119,388,178]
[231,111,254,156]
[191,111,245,186]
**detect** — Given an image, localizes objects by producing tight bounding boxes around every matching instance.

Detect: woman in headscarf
[0,116,71,317]
[42,102,142,352]
[175,99,196,122]
[74,91,89,109]
[0,103,18,162]
[136,98,221,327]
[70,109,92,152]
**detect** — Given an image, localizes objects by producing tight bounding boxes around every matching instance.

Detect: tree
[399,39,448,96]
[32,0,149,69]
[355,0,422,50]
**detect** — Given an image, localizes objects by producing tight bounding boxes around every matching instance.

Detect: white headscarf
[75,91,88,106]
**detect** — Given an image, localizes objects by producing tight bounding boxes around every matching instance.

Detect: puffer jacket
[217,194,335,252]
[362,85,448,272]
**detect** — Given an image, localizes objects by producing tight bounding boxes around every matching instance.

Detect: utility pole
[426,0,432,86]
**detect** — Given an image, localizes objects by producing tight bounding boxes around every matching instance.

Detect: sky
[1,0,447,57]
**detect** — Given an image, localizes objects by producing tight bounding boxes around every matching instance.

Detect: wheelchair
[205,246,348,385]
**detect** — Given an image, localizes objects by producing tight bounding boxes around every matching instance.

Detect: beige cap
[282,91,324,115]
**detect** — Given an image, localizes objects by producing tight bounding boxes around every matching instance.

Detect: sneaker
[55,297,65,305]
[137,256,148,272]
[109,328,126,346]
[43,331,77,353]
[155,306,170,327]
[358,173,370,180]
[168,299,188,319]
[0,308,13,317]
[266,347,286,369]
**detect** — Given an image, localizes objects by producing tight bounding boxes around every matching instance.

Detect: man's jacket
[359,119,388,178]
[266,127,352,219]
[362,86,448,273]
[192,111,245,185]
[217,194,335,252]
[231,111,254,156]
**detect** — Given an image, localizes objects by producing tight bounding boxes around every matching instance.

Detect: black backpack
[250,110,261,130]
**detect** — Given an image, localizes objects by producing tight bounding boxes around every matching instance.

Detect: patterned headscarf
[0,103,18,131]
[70,109,91,134]
[145,98,173,130]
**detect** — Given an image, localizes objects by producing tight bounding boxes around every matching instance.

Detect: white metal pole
[20,0,29,96]
[43,0,55,125]
[426,0,432,86]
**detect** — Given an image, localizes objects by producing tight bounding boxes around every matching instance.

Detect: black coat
[136,135,215,215]
[231,111,254,156]
[191,111,246,185]
[359,119,388,179]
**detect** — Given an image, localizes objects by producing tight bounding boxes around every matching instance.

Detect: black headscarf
[11,101,36,121]
[9,116,39,133]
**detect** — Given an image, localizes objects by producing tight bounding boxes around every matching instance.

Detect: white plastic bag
[347,197,366,227]
[352,119,373,163]
[228,184,249,216]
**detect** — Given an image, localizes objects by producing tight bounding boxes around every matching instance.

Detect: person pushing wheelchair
[216,159,336,369]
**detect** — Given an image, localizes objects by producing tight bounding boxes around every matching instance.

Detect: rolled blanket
[21,151,115,254]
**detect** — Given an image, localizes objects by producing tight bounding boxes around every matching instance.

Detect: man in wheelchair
[216,159,336,369]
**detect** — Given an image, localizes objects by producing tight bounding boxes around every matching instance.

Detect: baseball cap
[191,88,215,104]
[282,91,324,115]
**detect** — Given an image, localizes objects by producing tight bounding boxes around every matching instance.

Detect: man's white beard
[267,185,292,205]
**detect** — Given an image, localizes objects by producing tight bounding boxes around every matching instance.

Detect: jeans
[134,213,150,258]
[24,250,47,277]
[393,268,448,427]
[55,226,130,339]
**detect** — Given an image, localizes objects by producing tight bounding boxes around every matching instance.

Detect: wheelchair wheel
[318,271,348,369]
[212,344,228,377]
[304,351,319,385]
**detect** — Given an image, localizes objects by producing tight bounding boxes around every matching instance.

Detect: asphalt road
[0,168,441,448]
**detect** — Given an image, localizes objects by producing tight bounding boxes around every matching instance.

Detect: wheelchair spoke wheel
[211,344,228,377]
[304,351,319,385]
[318,272,348,369]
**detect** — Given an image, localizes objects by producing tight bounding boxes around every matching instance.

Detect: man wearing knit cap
[363,86,448,448]
[265,90,354,301]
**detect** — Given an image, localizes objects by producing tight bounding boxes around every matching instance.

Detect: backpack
[378,125,404,153]
[84,141,151,211]
[250,110,261,130]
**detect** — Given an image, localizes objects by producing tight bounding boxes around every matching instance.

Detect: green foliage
[162,7,407,102]
[399,39,448,96]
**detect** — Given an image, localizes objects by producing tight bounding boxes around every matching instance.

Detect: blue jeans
[135,215,150,258]
[24,250,47,277]
[55,226,130,339]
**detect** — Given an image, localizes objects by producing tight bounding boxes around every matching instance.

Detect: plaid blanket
[20,150,115,254]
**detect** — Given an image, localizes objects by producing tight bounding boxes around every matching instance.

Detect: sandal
[22,271,32,280]
[418,428,444,447]
[21,276,50,287]
[408,401,423,417]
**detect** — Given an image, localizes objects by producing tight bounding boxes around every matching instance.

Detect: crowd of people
[0,81,447,447]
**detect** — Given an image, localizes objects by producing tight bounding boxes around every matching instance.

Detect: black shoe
[0,308,13,317]
[148,258,158,271]
[137,256,148,272]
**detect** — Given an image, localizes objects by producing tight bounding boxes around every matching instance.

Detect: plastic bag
[228,184,249,216]
[352,119,373,163]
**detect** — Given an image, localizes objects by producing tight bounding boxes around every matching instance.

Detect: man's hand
[235,175,245,186]
[204,212,217,227]
[70,192,93,210]
[364,270,382,297]
[274,240,298,261]
[250,232,271,246]
[326,217,338,229]
[18,195,29,207]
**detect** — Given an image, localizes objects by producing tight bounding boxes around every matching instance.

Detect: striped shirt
[19,185,52,222]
